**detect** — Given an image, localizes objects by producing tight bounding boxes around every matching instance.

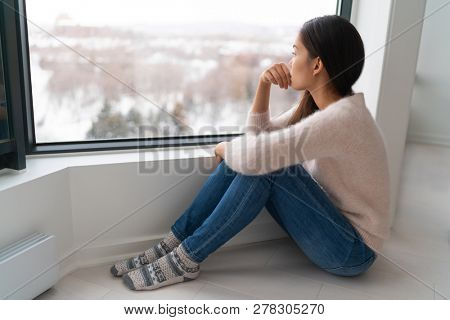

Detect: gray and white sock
[110,230,181,277]
[122,243,200,290]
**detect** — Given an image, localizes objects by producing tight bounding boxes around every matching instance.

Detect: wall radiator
[0,233,59,299]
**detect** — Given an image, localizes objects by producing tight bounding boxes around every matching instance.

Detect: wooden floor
[35,142,450,300]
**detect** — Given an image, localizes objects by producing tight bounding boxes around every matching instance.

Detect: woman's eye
[291,52,296,56]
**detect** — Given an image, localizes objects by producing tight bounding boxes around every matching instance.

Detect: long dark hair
[287,15,365,126]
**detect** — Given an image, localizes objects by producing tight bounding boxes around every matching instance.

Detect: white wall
[407,0,450,146]
[351,0,393,116]
[353,0,427,227]
[0,155,287,279]
[0,170,77,273]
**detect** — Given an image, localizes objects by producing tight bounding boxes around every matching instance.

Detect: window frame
[1,0,352,167]
[0,0,26,170]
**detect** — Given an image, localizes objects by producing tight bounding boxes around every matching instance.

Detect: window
[1,0,352,168]
[0,37,9,142]
[0,0,26,170]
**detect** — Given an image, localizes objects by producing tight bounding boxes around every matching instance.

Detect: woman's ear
[312,56,323,77]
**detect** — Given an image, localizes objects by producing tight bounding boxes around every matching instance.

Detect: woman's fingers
[262,62,291,89]
[275,63,288,89]
[277,63,291,89]
[281,63,292,87]
[215,155,222,165]
[267,70,279,85]
[271,67,286,89]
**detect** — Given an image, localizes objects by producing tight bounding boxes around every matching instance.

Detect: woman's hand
[260,62,292,90]
[214,141,226,166]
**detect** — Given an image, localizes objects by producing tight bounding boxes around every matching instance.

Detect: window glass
[26,0,337,143]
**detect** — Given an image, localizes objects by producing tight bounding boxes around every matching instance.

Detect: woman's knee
[322,254,377,277]
[217,160,236,176]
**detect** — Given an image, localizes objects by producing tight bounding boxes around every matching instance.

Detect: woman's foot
[110,230,181,277]
[122,243,200,290]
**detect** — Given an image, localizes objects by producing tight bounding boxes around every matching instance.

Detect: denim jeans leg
[324,227,378,276]
[170,160,237,242]
[264,163,375,276]
[180,169,273,263]
[324,239,377,276]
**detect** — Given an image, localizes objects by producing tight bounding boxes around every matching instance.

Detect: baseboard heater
[0,233,59,299]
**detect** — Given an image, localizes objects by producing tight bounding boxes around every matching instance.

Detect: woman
[111,14,391,291]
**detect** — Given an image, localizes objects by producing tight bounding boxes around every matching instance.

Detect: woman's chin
[290,84,303,91]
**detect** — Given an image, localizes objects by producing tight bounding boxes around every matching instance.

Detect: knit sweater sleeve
[223,105,354,175]
[244,90,306,134]
[244,104,298,134]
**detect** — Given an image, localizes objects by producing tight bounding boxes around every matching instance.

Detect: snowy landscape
[26,0,336,143]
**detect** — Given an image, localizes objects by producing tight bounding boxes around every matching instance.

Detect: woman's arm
[244,63,292,134]
[243,77,272,134]
[251,76,272,114]
[244,104,298,134]
[222,105,355,175]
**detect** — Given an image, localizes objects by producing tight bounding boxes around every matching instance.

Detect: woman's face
[288,35,318,91]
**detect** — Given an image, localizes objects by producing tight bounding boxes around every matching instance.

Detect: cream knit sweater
[223,92,391,252]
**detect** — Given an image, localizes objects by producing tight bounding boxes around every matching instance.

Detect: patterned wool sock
[110,230,182,277]
[122,243,200,290]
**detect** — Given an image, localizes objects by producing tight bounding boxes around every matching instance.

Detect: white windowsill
[0,144,216,192]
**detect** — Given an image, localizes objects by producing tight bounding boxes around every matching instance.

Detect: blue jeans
[171,160,377,277]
